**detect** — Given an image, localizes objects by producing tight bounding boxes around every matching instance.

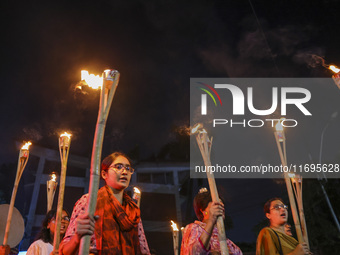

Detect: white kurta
[26,239,53,255]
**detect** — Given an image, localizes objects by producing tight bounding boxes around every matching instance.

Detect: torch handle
[274,132,304,244]
[3,182,19,245]
[79,71,120,255]
[53,144,70,251]
[172,231,179,255]
[3,156,27,246]
[199,133,229,255]
[284,175,304,243]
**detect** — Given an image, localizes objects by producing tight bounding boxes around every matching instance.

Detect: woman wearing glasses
[26,209,70,255]
[60,152,150,255]
[256,198,310,255]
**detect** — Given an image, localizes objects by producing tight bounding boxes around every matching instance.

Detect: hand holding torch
[273,119,305,245]
[191,124,229,255]
[79,69,120,255]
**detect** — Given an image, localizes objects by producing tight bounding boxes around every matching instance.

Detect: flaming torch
[273,119,306,245]
[78,69,120,255]
[133,187,141,207]
[327,64,340,89]
[47,172,58,213]
[171,220,179,255]
[2,142,31,251]
[191,124,229,255]
[53,132,71,251]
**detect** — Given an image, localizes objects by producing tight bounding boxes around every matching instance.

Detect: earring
[203,211,208,215]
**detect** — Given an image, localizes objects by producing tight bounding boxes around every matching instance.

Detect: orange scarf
[95,186,141,255]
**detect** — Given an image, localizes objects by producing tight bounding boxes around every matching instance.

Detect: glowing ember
[81,70,103,89]
[51,173,57,182]
[60,132,72,139]
[21,142,32,150]
[329,65,340,73]
[170,220,179,231]
[133,187,141,194]
[191,123,202,134]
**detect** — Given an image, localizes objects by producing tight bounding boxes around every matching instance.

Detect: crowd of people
[22,151,311,255]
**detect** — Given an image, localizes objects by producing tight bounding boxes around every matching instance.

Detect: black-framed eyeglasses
[270,204,288,211]
[109,163,134,174]
[51,216,70,222]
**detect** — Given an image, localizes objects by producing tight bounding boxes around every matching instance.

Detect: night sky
[2,0,340,250]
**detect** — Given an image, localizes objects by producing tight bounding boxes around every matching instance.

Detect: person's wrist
[74,233,82,244]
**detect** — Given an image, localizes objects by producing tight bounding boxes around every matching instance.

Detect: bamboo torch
[329,65,340,89]
[273,119,304,244]
[53,132,71,251]
[170,220,179,255]
[133,187,141,207]
[290,174,309,248]
[191,124,229,255]
[2,142,31,248]
[47,172,58,213]
[79,69,120,255]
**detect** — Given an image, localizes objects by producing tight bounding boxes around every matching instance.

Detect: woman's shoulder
[27,239,53,254]
[257,227,275,239]
[29,239,49,247]
[184,221,202,230]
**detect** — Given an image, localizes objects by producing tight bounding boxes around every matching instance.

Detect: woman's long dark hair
[35,209,69,243]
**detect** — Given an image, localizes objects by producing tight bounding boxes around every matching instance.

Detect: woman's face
[102,155,132,191]
[266,200,288,226]
[48,210,70,236]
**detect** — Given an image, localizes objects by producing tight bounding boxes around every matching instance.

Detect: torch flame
[200,129,208,134]
[60,132,72,139]
[51,173,57,182]
[288,172,296,178]
[170,220,179,231]
[191,123,202,134]
[133,187,141,194]
[81,70,103,89]
[275,118,285,131]
[329,65,340,73]
[21,142,32,150]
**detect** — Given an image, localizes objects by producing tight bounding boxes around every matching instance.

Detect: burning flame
[288,172,296,178]
[170,220,179,231]
[201,129,207,134]
[51,173,57,182]
[81,70,103,89]
[329,65,340,73]
[133,187,141,194]
[275,118,285,131]
[21,142,32,150]
[60,132,72,139]
[191,123,202,134]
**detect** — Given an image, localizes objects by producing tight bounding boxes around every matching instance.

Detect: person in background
[181,188,242,255]
[59,152,150,255]
[284,223,292,237]
[256,197,310,255]
[27,209,70,255]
